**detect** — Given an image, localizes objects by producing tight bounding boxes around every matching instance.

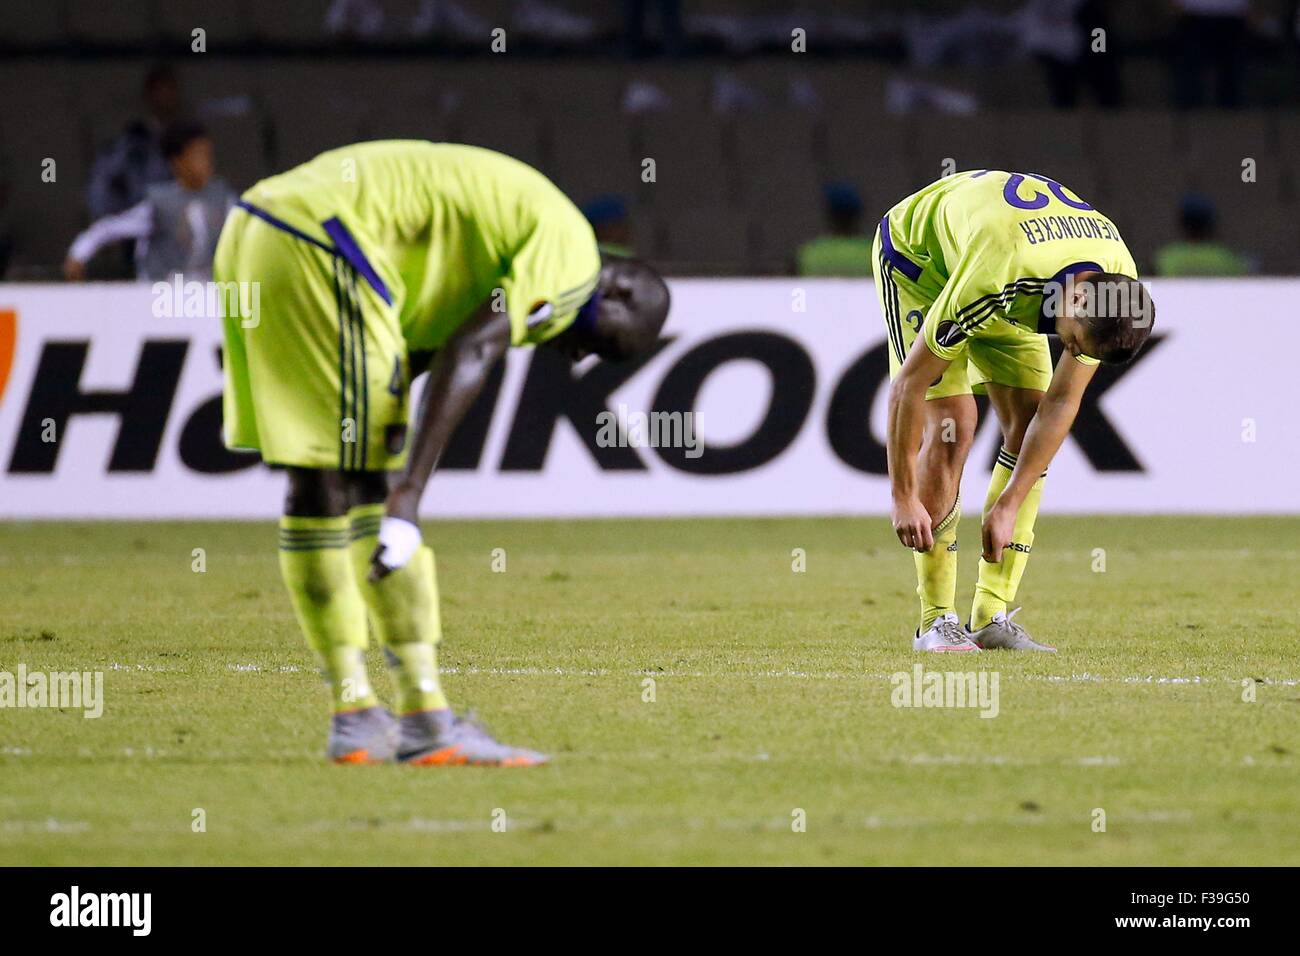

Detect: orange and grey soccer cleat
[912,612,982,652]
[327,706,400,764]
[969,608,1057,652]
[398,709,549,767]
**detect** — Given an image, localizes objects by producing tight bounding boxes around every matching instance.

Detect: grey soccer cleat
[327,706,400,764]
[912,612,981,652]
[398,709,549,767]
[968,607,1057,652]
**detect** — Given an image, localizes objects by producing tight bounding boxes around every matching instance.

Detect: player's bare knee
[284,468,350,517]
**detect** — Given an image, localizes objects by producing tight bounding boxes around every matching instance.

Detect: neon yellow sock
[971,448,1045,630]
[278,515,378,713]
[349,504,449,715]
[915,496,960,631]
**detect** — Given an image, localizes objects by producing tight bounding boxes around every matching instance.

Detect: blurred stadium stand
[1,0,1298,277]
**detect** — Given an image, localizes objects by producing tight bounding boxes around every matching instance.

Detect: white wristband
[375,516,422,572]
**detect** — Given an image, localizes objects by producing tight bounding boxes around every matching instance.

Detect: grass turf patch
[1,516,1297,865]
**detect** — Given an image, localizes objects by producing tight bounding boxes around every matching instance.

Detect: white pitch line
[430,666,1300,687]
[1,819,91,833]
[65,662,1300,688]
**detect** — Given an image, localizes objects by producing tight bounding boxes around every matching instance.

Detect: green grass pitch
[2,516,1297,865]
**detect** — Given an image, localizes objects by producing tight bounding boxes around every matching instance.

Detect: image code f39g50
[0,0,1295,937]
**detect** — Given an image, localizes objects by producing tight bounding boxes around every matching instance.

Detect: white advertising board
[0,279,1294,517]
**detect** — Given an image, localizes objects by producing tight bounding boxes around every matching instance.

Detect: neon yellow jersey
[880,170,1138,367]
[240,141,600,349]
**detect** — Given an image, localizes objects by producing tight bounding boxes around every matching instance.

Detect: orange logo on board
[0,310,15,408]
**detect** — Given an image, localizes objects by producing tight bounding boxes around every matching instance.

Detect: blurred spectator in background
[326,0,596,43]
[1172,0,1251,108]
[1020,0,1122,108]
[514,1,599,43]
[796,184,872,277]
[1154,194,1250,276]
[86,65,183,219]
[64,124,235,283]
[583,195,635,257]
[325,0,387,39]
[625,0,684,57]
[886,76,978,115]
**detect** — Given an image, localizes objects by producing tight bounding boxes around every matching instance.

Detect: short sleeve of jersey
[502,209,601,347]
[921,248,1002,363]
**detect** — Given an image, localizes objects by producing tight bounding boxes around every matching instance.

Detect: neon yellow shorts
[215,205,410,471]
[871,229,1052,399]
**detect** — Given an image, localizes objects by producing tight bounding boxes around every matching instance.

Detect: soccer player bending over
[876,171,1154,652]
[215,142,669,763]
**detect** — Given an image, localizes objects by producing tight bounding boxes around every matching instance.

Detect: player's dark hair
[1079,273,1155,364]
[161,121,208,160]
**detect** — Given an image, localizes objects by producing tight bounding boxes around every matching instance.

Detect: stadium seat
[75,62,160,156]
[1277,112,1300,157]
[261,65,372,169]
[0,0,64,45]
[360,98,454,144]
[799,61,892,117]
[66,0,156,43]
[542,114,640,204]
[631,112,734,208]
[730,112,823,261]
[250,0,338,45]
[1093,110,1181,176]
[203,112,271,193]
[0,47,1296,279]
[1183,111,1278,202]
[824,114,929,216]
[913,117,1017,180]
[1218,201,1299,274]
[520,63,622,115]
[449,110,544,170]
[157,0,252,46]
[183,59,261,104]
[991,111,1103,206]
[730,111,820,190]
[1090,110,1184,264]
[0,63,87,271]
[655,204,753,273]
[615,66,713,114]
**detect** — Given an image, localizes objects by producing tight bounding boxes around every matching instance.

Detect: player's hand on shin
[892,496,934,552]
[369,484,422,581]
[982,503,1016,563]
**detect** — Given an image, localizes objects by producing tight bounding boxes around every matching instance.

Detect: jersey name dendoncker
[880,170,1138,365]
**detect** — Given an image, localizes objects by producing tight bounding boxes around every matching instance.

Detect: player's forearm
[999,396,1078,510]
[389,336,507,517]
[886,377,927,500]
